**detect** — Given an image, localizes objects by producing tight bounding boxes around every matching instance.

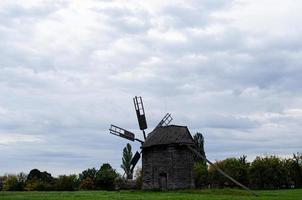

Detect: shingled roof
[142,125,194,148]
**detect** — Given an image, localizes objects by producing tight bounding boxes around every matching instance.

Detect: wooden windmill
[109,96,257,195]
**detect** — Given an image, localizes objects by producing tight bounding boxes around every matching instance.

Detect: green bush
[0,176,3,190]
[79,168,97,190]
[249,156,287,189]
[194,161,208,188]
[55,175,79,191]
[79,168,97,182]
[2,173,26,191]
[25,169,55,191]
[95,163,118,190]
[79,177,94,190]
[208,156,249,188]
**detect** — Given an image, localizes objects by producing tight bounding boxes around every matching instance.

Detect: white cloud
[0,133,41,145]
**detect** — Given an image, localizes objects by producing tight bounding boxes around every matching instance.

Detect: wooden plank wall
[142,144,195,190]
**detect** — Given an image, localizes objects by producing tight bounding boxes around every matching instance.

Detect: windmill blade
[155,113,173,129]
[185,144,258,197]
[130,151,141,172]
[133,96,147,139]
[109,125,135,141]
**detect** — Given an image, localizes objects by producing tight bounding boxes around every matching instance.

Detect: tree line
[0,133,301,191]
[0,163,126,191]
[193,133,302,190]
[194,153,302,189]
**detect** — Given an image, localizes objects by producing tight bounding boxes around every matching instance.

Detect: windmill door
[159,173,167,191]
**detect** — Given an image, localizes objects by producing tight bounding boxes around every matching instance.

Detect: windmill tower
[110,96,194,190]
[109,97,257,195]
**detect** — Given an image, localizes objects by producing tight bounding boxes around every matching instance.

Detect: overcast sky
[0,0,302,176]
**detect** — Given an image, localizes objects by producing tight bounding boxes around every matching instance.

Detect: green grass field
[1,189,301,200]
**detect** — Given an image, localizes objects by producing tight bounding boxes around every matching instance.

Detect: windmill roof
[142,125,194,148]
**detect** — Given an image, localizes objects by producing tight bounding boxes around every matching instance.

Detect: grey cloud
[0,2,66,18]
[199,114,260,130]
[94,7,152,34]
[0,0,302,175]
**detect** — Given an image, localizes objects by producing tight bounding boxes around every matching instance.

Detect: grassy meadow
[1,189,302,200]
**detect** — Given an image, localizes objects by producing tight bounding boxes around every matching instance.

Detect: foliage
[79,177,94,190]
[291,153,302,188]
[95,163,118,190]
[114,175,127,190]
[193,132,208,188]
[55,175,79,191]
[193,132,206,164]
[208,160,225,187]
[27,169,53,182]
[25,169,54,191]
[79,168,97,182]
[0,176,3,190]
[2,173,26,191]
[121,143,133,179]
[114,175,137,190]
[208,156,250,188]
[249,156,287,189]
[1,153,302,191]
[25,179,55,191]
[193,161,209,188]
[78,168,97,189]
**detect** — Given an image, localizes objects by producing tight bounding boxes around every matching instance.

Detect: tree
[193,132,206,164]
[292,153,302,188]
[79,168,97,181]
[249,156,287,189]
[208,156,250,188]
[25,169,54,191]
[95,163,118,190]
[193,132,208,187]
[79,177,94,190]
[2,173,26,191]
[27,169,53,182]
[79,168,97,190]
[121,143,133,179]
[55,174,79,191]
[208,160,226,188]
[193,161,208,188]
[0,176,3,190]
[282,153,302,188]
[237,155,250,186]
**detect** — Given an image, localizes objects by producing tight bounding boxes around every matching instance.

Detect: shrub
[25,169,55,191]
[27,169,53,182]
[79,177,94,190]
[79,168,97,182]
[2,173,26,191]
[0,176,3,190]
[95,163,118,190]
[55,175,79,191]
[79,168,97,190]
[208,160,226,188]
[193,161,208,188]
[208,156,249,188]
[249,156,287,189]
